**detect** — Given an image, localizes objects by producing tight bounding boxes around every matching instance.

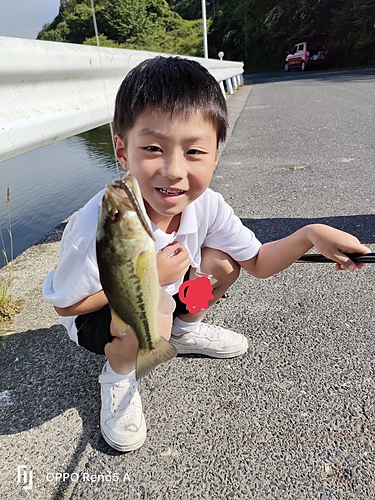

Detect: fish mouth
[156,187,186,196]
[113,174,137,194]
[107,184,134,211]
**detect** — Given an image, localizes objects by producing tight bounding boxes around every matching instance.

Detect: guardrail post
[225,78,233,95]
[219,81,226,99]
[231,76,238,91]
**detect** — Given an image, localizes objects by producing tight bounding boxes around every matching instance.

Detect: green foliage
[168,0,204,20]
[328,0,375,67]
[37,0,204,56]
[38,0,97,43]
[36,0,375,69]
[207,0,375,70]
[83,34,121,48]
[0,268,24,333]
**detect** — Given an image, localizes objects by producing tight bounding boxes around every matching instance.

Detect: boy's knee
[109,314,172,343]
[156,312,173,340]
[200,247,240,284]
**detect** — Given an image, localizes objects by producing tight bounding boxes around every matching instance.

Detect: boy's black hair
[113,56,228,144]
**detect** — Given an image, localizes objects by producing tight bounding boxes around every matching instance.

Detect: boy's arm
[54,243,191,316]
[54,290,108,317]
[239,224,370,278]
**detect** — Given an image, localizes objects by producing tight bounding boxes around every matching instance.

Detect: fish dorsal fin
[158,287,176,316]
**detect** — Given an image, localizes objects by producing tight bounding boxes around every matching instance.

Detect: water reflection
[0,125,121,268]
[79,126,117,164]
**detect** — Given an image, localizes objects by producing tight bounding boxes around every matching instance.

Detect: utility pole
[201,0,208,58]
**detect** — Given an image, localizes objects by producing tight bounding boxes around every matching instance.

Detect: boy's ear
[114,134,128,171]
[214,148,219,167]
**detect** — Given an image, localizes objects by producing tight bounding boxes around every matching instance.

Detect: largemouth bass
[96,174,177,379]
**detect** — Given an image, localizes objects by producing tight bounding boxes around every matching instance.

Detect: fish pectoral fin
[110,308,130,335]
[158,287,176,316]
[136,337,177,380]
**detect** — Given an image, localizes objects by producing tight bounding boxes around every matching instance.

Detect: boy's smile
[115,109,219,232]
[155,187,186,203]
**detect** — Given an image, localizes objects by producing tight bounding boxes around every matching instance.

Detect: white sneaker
[99,362,146,452]
[170,322,248,358]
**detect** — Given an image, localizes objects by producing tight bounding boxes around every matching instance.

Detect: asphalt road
[1,68,375,500]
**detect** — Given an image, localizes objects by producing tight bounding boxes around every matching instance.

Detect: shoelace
[109,380,137,413]
[195,323,230,340]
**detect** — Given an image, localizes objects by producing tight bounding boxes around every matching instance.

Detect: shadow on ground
[0,325,114,451]
[244,68,375,85]
[241,214,375,246]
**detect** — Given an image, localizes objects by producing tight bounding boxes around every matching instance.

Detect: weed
[0,273,24,333]
[0,188,24,333]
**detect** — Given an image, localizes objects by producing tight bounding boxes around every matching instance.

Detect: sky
[0,0,60,39]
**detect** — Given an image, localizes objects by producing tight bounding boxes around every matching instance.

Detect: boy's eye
[187,149,203,155]
[144,146,162,152]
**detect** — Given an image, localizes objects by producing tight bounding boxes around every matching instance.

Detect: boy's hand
[241,223,370,279]
[306,224,371,272]
[157,242,191,286]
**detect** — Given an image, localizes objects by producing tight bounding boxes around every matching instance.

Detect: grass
[0,271,24,333]
[0,187,24,334]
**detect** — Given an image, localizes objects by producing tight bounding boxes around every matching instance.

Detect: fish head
[97,174,154,242]
[97,184,137,241]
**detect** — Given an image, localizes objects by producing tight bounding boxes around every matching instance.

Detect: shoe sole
[169,339,248,358]
[101,426,147,452]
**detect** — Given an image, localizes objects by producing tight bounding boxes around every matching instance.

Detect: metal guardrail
[0,37,243,162]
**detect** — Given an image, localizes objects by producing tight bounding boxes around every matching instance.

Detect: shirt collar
[151,200,198,251]
[177,201,198,235]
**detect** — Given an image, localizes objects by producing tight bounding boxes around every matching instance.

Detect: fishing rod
[298,253,375,263]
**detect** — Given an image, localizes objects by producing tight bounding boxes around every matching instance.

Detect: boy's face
[115,109,219,230]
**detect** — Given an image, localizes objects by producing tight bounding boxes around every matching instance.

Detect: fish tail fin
[136,337,177,380]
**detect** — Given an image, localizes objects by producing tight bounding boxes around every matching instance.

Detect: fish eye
[109,208,120,221]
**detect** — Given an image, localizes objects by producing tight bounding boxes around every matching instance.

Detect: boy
[43,56,370,453]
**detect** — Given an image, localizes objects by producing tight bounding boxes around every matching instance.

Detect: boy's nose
[160,153,185,180]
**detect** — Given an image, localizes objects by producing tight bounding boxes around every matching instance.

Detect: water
[0,125,121,268]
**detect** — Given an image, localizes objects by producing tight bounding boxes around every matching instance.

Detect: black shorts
[75,304,113,355]
[75,269,191,355]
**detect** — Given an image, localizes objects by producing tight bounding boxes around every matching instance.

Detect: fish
[96,174,177,379]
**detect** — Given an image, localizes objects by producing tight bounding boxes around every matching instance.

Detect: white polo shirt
[43,187,261,343]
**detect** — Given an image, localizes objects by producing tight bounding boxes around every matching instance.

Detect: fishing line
[90,0,121,179]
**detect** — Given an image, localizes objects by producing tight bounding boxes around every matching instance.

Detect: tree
[38,0,375,68]
[37,0,204,57]
[168,0,203,20]
[208,0,375,69]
